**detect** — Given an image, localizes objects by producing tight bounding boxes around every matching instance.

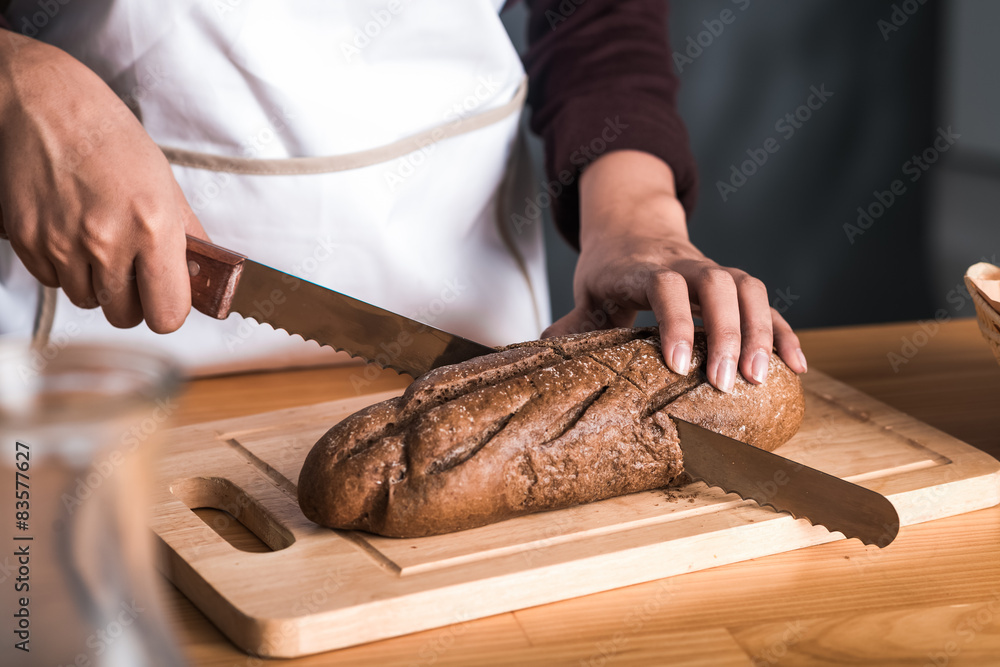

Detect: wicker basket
[965,262,1000,367]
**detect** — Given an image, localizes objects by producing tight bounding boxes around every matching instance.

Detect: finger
[180,201,212,242]
[20,257,60,288]
[178,188,211,242]
[646,269,694,375]
[93,265,143,329]
[134,227,191,334]
[607,305,637,329]
[732,272,773,385]
[771,308,807,373]
[4,234,60,287]
[0,209,60,285]
[53,261,98,309]
[693,267,741,393]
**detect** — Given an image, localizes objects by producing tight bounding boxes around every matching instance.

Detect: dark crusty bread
[297,328,804,537]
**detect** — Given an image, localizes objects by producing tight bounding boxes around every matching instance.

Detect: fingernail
[670,342,692,375]
[751,350,769,384]
[796,348,808,373]
[717,356,736,394]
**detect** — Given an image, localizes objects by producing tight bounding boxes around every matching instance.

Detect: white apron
[0,0,549,374]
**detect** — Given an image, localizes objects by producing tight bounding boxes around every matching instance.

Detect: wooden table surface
[164,318,1000,666]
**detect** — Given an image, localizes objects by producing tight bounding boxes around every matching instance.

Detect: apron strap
[160,75,528,175]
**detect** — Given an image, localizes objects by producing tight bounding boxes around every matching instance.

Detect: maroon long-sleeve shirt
[521,0,697,247]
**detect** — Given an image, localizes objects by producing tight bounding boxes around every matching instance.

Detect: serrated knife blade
[185,236,495,377]
[674,418,900,547]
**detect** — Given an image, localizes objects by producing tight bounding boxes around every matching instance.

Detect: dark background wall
[503,0,999,331]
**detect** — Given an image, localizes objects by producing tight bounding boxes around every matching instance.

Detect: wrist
[0,31,43,118]
[579,150,690,249]
[0,35,83,124]
[0,33,15,116]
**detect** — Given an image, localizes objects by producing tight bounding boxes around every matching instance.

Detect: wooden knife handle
[186,235,247,319]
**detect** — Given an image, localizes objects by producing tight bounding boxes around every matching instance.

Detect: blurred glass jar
[0,341,188,667]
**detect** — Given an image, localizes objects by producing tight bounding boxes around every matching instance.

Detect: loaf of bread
[298,328,804,537]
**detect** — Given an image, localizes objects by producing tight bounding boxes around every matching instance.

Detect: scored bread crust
[297,328,805,537]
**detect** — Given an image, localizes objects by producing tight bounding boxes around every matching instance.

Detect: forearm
[0,30,68,124]
[579,150,689,247]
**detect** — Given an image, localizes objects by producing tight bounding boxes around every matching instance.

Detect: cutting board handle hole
[171,476,295,553]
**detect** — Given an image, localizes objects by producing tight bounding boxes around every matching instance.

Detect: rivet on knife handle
[186,235,247,319]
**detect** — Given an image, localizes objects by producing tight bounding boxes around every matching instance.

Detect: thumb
[543,303,637,338]
[541,306,593,339]
[543,299,638,338]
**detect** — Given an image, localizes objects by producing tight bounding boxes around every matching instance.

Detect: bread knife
[674,418,900,547]
[186,236,900,545]
[185,236,495,377]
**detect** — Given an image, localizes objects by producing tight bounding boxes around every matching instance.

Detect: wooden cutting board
[151,370,1000,659]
